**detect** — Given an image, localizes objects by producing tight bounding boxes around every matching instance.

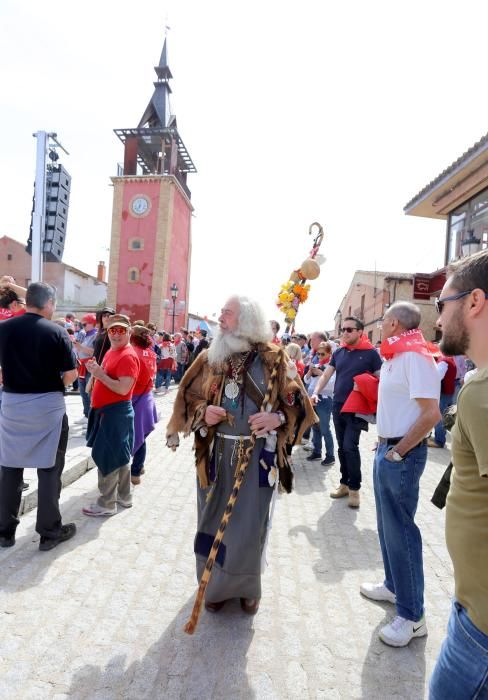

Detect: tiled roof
[404,131,488,211]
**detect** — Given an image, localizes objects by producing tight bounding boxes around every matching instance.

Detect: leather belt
[216,432,252,441]
[378,436,427,447]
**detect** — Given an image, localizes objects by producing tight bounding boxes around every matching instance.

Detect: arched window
[128,237,144,251]
[128,267,140,283]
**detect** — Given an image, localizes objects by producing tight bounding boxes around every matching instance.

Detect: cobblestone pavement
[0,389,453,699]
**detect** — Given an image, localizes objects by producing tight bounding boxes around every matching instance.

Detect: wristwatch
[388,448,403,462]
[276,410,286,426]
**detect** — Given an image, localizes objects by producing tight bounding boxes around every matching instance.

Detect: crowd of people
[0,248,486,697]
[58,312,208,402]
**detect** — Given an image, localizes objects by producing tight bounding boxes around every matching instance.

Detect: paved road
[0,390,453,699]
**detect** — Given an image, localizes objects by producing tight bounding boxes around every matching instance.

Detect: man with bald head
[361,301,440,647]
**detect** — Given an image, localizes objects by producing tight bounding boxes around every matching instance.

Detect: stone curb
[18,454,96,516]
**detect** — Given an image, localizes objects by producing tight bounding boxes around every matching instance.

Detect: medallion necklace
[224,351,251,406]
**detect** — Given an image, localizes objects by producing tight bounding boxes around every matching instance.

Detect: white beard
[207,329,251,367]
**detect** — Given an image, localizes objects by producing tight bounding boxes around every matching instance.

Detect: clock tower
[107,38,196,328]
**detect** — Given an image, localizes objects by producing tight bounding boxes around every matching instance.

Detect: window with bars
[128,267,140,283]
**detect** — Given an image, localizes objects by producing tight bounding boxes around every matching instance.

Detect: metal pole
[31,131,48,283]
[172,298,176,334]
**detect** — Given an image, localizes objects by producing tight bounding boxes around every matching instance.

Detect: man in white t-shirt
[360,301,440,647]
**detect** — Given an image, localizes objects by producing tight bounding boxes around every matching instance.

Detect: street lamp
[170,282,178,334]
[461,229,481,258]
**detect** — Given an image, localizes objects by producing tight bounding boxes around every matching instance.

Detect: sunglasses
[435,289,488,314]
[341,327,358,333]
[316,352,327,356]
[108,327,128,336]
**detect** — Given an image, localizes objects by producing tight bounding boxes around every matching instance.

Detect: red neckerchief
[380,329,435,360]
[318,357,330,366]
[340,334,374,351]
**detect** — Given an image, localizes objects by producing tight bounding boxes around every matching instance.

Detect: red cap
[81,313,97,324]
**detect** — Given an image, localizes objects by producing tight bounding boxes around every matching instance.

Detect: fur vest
[166,342,318,493]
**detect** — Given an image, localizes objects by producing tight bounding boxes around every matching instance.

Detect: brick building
[334,269,441,344]
[0,235,107,310]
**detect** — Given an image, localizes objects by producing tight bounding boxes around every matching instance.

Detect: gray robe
[195,355,275,602]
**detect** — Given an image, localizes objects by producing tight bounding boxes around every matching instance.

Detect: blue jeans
[175,362,186,383]
[434,393,454,447]
[312,397,334,458]
[373,441,427,621]
[78,373,91,418]
[160,368,172,389]
[332,402,365,491]
[155,368,172,390]
[155,369,163,389]
[430,601,488,699]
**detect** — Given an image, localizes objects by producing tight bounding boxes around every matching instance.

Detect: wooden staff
[184,353,282,634]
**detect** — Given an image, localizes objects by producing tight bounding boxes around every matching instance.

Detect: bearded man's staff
[184,352,282,635]
[276,221,325,333]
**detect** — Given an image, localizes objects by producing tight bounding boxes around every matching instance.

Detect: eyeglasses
[435,289,473,314]
[435,289,488,314]
[316,352,327,356]
[108,327,128,336]
[341,327,358,333]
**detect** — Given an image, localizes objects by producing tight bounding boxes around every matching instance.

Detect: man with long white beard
[166,295,316,615]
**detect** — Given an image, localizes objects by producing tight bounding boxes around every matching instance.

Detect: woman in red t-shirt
[130,326,158,485]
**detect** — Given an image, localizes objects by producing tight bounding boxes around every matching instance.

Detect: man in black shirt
[0,282,78,551]
[312,316,382,508]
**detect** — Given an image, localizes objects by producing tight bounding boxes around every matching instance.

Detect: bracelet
[276,410,286,426]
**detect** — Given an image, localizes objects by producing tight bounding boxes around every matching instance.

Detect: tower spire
[114,35,195,180]
[138,36,173,129]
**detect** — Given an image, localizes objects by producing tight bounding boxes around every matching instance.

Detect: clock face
[130,196,150,217]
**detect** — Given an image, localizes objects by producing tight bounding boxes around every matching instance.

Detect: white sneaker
[117,499,133,509]
[379,615,427,647]
[82,503,117,517]
[360,582,396,604]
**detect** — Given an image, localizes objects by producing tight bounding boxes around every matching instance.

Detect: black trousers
[0,414,69,539]
[332,403,367,491]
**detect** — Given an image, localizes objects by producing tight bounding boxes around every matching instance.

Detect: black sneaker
[39,523,77,552]
[0,535,15,548]
[306,453,322,461]
[321,456,336,466]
